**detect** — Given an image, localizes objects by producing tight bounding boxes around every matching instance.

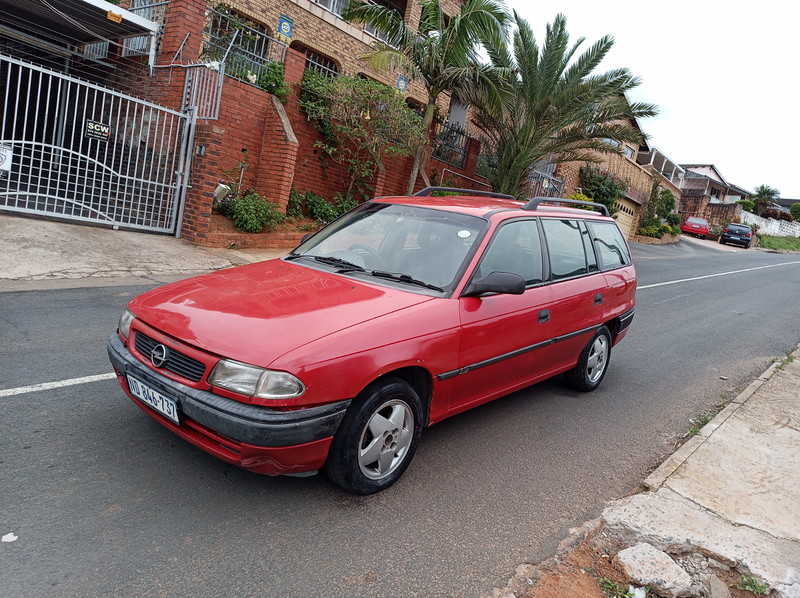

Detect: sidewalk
[0,214,287,290]
[492,348,800,598]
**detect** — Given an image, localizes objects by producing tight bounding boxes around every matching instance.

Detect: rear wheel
[719,237,725,245]
[324,378,423,494]
[564,326,612,392]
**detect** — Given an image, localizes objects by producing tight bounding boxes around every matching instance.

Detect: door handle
[594,293,603,306]
[538,309,550,324]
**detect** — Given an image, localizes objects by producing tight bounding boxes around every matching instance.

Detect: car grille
[134,332,206,382]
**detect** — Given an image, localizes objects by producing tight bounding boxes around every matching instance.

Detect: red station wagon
[108,189,636,494]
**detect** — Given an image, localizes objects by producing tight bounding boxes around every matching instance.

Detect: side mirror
[462,271,525,297]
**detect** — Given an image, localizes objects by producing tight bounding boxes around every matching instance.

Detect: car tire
[564,326,612,392]
[719,237,725,245]
[745,242,751,249]
[324,377,423,494]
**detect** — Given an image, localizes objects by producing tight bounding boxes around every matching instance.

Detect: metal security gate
[0,54,195,235]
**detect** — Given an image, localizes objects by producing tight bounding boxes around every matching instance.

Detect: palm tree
[343,0,510,195]
[468,12,658,198]
[751,184,780,216]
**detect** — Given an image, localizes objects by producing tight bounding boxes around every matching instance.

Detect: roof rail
[413,187,516,200]
[522,197,610,217]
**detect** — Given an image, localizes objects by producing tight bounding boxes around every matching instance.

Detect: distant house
[679,165,752,205]
[774,198,800,214]
[677,164,751,229]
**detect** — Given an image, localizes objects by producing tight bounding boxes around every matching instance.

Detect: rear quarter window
[587,221,631,271]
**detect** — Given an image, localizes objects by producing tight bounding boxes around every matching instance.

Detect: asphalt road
[2,241,799,598]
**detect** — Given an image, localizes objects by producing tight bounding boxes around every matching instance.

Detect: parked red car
[108,190,636,494]
[681,216,709,238]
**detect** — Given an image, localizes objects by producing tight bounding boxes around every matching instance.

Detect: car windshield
[288,202,487,292]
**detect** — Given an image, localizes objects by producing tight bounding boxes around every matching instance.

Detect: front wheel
[564,326,612,392]
[324,378,423,494]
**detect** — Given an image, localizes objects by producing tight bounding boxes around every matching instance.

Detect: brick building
[0,0,485,246]
[556,123,683,240]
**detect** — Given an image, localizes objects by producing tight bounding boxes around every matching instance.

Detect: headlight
[208,359,305,400]
[118,308,136,339]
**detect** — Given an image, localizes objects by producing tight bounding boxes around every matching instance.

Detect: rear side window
[588,221,631,271]
[542,219,588,280]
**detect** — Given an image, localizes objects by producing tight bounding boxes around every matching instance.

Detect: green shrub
[637,225,661,238]
[214,190,237,219]
[287,186,304,217]
[232,191,284,233]
[304,190,339,223]
[334,192,358,215]
[256,62,291,103]
[671,225,682,235]
[790,203,800,221]
[736,199,755,213]
[659,224,673,235]
[665,213,681,226]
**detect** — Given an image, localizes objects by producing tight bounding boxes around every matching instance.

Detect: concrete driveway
[679,234,754,252]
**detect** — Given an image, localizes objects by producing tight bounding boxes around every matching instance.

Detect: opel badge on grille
[151,344,170,368]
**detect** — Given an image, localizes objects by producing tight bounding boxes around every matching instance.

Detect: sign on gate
[0,145,11,181]
[85,120,112,141]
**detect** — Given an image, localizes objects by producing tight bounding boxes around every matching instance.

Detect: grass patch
[758,235,800,251]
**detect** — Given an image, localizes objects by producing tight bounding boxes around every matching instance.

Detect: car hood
[128,259,435,367]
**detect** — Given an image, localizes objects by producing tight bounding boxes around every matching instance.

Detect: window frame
[471,218,549,289]
[540,217,595,283]
[586,220,632,272]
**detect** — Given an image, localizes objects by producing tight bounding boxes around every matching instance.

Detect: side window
[588,221,631,271]
[478,220,543,285]
[542,219,588,280]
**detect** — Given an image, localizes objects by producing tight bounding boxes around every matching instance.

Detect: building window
[602,138,621,149]
[624,145,634,159]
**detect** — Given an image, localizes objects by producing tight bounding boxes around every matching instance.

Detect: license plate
[127,374,181,424]
[692,224,699,228]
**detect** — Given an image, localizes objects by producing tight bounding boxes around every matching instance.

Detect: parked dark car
[719,223,753,248]
[680,217,709,238]
[108,189,636,494]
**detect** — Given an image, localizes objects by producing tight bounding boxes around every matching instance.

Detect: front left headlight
[209,359,305,400]
[118,307,136,339]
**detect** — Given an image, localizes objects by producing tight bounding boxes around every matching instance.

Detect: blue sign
[397,75,408,93]
[278,15,293,43]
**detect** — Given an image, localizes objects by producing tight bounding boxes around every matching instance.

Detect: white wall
[741,211,800,237]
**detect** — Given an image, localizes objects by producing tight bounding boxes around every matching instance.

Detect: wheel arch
[370,366,434,427]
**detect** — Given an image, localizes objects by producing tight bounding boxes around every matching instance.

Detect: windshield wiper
[371,270,444,292]
[313,256,366,272]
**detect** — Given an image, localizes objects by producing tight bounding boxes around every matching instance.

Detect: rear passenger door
[540,218,607,373]
[587,220,636,324]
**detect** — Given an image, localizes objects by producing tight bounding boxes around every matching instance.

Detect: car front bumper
[107,333,350,475]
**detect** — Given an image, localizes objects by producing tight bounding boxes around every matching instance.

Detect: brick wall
[78,0,486,243]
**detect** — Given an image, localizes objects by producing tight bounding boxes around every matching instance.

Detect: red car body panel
[127,260,436,377]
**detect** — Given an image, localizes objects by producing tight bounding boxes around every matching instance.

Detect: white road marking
[0,373,117,397]
[638,260,800,290]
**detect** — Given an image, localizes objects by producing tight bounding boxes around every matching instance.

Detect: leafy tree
[579,166,628,216]
[656,189,676,219]
[790,203,800,221]
[469,12,658,199]
[298,74,426,202]
[751,184,780,216]
[343,0,510,195]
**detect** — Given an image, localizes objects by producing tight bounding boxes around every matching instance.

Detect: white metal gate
[0,53,195,235]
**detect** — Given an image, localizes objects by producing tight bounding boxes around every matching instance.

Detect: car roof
[373,195,615,222]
